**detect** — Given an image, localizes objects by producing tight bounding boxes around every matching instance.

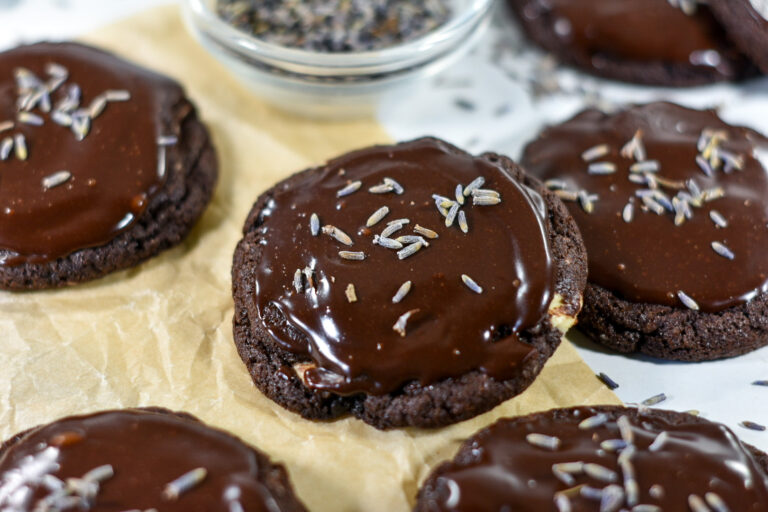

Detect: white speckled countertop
[1,0,767,452]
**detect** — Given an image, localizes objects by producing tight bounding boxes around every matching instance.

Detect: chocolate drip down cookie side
[522,102,768,361]
[232,137,588,429]
[415,405,768,511]
[0,42,217,289]
[0,408,307,511]
[709,0,768,74]
[508,0,756,86]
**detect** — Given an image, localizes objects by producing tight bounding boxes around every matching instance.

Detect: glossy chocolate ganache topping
[522,0,742,76]
[0,409,298,511]
[0,43,179,266]
[523,102,768,313]
[254,138,556,396]
[418,406,768,511]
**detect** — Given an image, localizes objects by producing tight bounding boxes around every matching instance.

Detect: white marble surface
[1,0,767,452]
[0,0,172,50]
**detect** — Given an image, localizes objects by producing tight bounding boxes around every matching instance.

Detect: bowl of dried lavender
[183,0,494,119]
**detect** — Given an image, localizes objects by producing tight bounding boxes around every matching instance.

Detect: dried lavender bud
[217,0,452,53]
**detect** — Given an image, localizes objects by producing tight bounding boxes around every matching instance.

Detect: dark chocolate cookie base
[507,0,757,86]
[231,137,588,430]
[415,405,768,511]
[579,282,768,361]
[710,0,768,74]
[0,45,218,290]
[0,407,308,512]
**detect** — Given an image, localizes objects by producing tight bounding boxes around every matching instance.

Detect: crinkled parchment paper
[0,7,620,511]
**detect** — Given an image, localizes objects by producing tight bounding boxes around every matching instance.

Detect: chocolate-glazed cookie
[522,102,768,360]
[232,137,587,429]
[0,42,217,289]
[710,0,768,74]
[415,405,768,511]
[0,408,307,511]
[508,0,755,86]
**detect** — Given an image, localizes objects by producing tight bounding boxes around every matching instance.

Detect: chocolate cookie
[522,102,768,361]
[508,0,755,86]
[0,42,217,289]
[415,405,768,511]
[232,137,587,429]
[0,408,307,511]
[710,0,768,74]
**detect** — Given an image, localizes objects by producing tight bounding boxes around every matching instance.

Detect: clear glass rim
[184,0,495,75]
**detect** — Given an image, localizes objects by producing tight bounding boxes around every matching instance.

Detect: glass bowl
[182,0,495,119]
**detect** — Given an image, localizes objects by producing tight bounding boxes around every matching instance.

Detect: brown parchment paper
[0,6,620,511]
